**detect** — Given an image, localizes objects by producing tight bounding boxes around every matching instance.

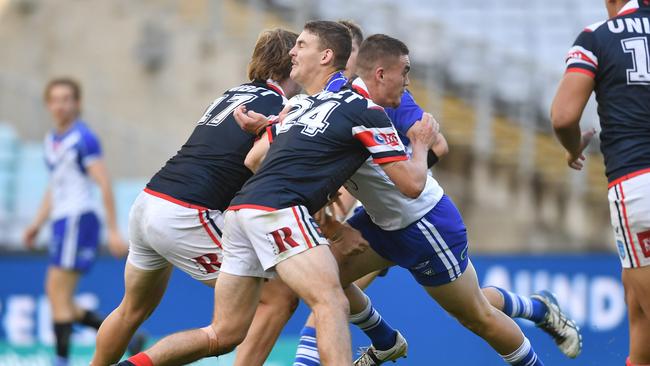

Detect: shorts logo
[616,240,627,260]
[637,230,650,258]
[460,247,468,261]
[270,227,300,254]
[192,253,221,274]
[308,218,326,238]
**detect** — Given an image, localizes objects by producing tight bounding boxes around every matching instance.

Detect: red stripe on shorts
[198,209,222,248]
[291,206,313,248]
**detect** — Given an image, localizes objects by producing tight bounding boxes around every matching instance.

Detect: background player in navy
[23,78,130,366]
[125,32,438,366]
[94,29,302,366]
[551,1,650,364]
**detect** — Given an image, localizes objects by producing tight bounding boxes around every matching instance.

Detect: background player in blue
[125,31,438,366]
[551,1,650,364]
[22,78,130,366]
[97,29,305,366]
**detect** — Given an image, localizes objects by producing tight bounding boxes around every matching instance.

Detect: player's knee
[202,323,248,356]
[453,305,497,336]
[310,286,349,316]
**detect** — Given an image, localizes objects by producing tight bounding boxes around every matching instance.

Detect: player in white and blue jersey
[23,78,131,366]
[552,1,650,364]
[276,25,581,366]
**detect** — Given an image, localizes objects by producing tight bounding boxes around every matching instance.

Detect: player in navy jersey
[121,31,438,366]
[93,29,303,366]
[551,1,650,364]
[22,78,130,366]
[244,34,580,366]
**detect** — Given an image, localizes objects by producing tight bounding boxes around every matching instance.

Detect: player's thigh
[423,261,491,320]
[46,266,81,302]
[212,272,263,338]
[120,262,173,318]
[275,245,343,307]
[623,265,650,317]
[338,247,393,287]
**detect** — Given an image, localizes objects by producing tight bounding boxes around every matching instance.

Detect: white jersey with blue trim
[342,78,444,231]
[44,120,102,219]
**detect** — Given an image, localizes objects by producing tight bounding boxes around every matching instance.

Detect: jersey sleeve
[565,30,599,78]
[77,129,102,167]
[385,90,424,137]
[352,103,408,164]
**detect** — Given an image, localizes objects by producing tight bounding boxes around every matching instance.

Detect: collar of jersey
[266,79,285,96]
[324,71,347,91]
[618,0,639,16]
[52,119,81,141]
[351,77,371,99]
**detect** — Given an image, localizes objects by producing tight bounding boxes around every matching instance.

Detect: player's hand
[233,105,269,135]
[407,113,439,149]
[107,229,129,258]
[567,128,597,170]
[23,224,39,250]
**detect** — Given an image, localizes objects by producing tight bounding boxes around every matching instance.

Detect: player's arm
[87,160,128,257]
[23,186,51,249]
[244,132,271,173]
[428,132,449,166]
[551,70,597,170]
[380,113,439,198]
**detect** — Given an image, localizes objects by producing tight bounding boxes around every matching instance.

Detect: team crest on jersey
[637,230,650,258]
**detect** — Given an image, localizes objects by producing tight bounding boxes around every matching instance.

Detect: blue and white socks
[501,337,544,366]
[293,295,398,365]
[348,294,398,351]
[493,287,548,324]
[293,326,319,366]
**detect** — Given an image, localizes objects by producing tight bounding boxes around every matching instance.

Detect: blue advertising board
[0,254,628,365]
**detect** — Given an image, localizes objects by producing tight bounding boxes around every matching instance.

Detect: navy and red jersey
[146,81,285,211]
[566,0,650,182]
[229,85,408,214]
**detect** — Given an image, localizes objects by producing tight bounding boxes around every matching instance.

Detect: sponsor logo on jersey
[374,132,400,146]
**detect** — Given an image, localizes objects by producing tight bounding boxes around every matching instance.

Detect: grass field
[0,338,300,366]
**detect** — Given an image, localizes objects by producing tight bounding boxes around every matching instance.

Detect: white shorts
[127,189,224,281]
[221,205,329,278]
[608,169,650,268]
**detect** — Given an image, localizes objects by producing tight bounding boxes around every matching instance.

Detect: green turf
[0,337,300,366]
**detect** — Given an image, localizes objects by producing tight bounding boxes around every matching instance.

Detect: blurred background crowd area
[0,0,610,253]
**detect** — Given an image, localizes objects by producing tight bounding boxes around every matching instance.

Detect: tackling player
[91,29,302,366]
[23,78,130,366]
[245,35,582,365]
[551,1,650,365]
[117,31,438,366]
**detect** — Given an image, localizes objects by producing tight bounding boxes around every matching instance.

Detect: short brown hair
[248,28,298,82]
[356,34,409,76]
[338,20,363,46]
[303,20,351,71]
[44,78,81,101]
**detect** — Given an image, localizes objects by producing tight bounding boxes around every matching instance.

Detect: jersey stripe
[144,188,209,210]
[227,204,277,212]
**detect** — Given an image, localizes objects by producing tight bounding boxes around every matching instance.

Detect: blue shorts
[50,211,100,273]
[347,195,469,287]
